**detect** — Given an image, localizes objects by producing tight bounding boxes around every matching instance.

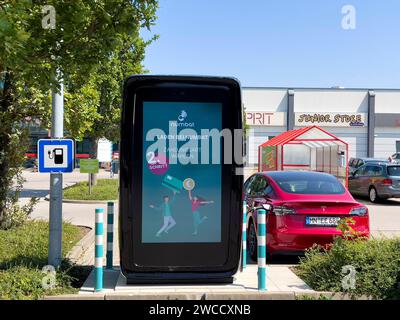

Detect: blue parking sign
[37,139,74,173]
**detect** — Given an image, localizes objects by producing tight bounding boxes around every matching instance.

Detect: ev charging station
[119,75,243,284]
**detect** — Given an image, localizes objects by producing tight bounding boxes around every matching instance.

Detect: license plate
[306,216,340,226]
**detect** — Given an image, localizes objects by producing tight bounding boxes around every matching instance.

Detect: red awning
[259,125,347,148]
[259,127,311,147]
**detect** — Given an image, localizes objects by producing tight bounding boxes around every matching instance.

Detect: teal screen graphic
[142,101,222,243]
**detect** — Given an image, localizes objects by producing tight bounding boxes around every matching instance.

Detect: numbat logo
[171,110,194,128]
[178,110,187,122]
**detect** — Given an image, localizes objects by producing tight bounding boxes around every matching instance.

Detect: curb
[44,195,117,204]
[66,227,95,265]
[42,291,371,300]
[105,293,205,300]
[62,199,117,204]
[43,294,105,300]
[205,292,296,300]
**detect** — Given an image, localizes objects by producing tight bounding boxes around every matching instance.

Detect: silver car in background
[348,162,400,203]
[348,157,389,175]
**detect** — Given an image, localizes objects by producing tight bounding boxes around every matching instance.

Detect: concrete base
[77,264,314,299]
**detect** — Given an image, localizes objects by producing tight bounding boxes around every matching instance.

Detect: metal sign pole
[48,76,64,268]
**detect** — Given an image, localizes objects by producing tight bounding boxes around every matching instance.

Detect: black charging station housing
[119,75,243,284]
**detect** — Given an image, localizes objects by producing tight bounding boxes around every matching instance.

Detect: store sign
[295,113,367,127]
[245,111,286,126]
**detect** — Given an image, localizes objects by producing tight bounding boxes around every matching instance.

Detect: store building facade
[243,87,400,170]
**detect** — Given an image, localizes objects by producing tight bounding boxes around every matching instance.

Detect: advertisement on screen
[142,101,222,243]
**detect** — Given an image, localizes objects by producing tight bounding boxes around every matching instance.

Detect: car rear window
[274,175,346,194]
[388,166,400,176]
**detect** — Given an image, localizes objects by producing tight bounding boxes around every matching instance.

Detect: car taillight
[349,206,368,217]
[382,179,393,186]
[272,206,296,216]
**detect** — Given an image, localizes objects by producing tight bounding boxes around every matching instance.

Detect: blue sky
[142,0,400,88]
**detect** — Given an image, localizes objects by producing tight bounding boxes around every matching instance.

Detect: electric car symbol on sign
[244,171,370,260]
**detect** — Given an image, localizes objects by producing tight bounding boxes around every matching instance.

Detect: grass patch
[63,178,118,201]
[295,237,400,300]
[0,220,91,300]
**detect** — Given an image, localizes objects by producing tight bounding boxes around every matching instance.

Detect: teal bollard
[257,208,267,291]
[106,202,114,269]
[95,208,104,292]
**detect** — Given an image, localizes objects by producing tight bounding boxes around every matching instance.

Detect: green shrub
[0,197,38,230]
[0,220,79,267]
[296,237,400,300]
[0,220,88,299]
[0,264,81,300]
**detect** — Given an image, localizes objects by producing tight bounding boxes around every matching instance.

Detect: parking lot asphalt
[18,169,115,227]
[357,197,400,238]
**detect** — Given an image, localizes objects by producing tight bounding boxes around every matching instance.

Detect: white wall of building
[374,91,400,156]
[375,91,400,113]
[243,87,400,169]
[244,88,288,166]
[324,127,368,159]
[294,89,369,112]
[243,88,287,112]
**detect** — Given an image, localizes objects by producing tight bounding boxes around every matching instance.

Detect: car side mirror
[254,197,267,204]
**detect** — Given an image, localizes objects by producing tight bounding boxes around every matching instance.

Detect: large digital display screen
[142,101,222,243]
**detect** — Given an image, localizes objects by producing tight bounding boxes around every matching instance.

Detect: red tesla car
[244,171,370,260]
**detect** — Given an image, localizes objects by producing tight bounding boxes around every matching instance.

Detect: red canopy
[259,125,347,147]
[258,126,349,186]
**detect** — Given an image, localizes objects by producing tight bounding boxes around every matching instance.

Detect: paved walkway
[77,264,314,298]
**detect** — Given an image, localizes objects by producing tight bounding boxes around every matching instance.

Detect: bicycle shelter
[258,126,349,185]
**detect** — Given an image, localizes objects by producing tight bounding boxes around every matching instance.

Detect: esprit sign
[245,112,286,126]
[295,113,367,127]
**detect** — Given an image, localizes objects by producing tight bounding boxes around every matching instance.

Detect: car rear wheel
[248,221,258,262]
[247,220,271,262]
[369,187,380,203]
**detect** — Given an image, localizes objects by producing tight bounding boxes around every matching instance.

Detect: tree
[65,31,158,185]
[0,0,158,223]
